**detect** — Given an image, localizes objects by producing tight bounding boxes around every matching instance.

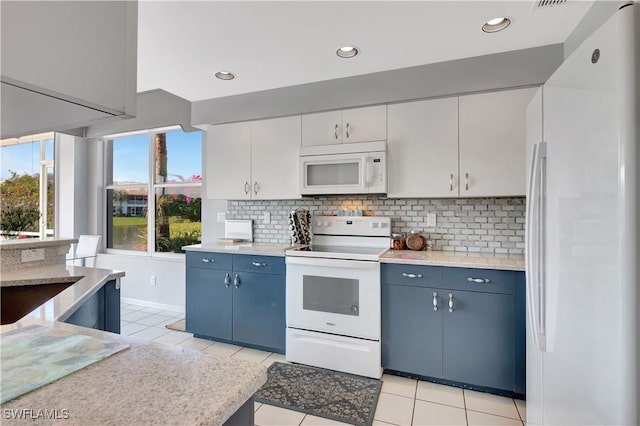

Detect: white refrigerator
[525,3,638,425]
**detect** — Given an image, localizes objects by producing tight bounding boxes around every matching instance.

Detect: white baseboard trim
[121,297,184,314]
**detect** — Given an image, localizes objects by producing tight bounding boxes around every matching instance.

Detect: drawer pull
[402,272,423,279]
[467,277,490,284]
[432,292,438,312]
[448,293,454,313]
[202,258,215,263]
[224,273,231,288]
[252,261,267,267]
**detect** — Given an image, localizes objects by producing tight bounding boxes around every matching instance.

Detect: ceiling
[137,1,593,102]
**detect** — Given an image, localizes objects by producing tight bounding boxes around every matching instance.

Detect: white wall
[96,253,186,312]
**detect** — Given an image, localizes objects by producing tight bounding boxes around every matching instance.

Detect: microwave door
[300,154,366,195]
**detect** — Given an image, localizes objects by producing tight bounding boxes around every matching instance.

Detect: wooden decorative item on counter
[405,232,426,251]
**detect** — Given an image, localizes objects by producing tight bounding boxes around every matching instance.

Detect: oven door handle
[285,256,379,270]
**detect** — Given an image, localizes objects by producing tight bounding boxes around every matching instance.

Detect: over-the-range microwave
[299,141,387,195]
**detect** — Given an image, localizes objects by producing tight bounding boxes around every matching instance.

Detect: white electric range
[285,215,391,378]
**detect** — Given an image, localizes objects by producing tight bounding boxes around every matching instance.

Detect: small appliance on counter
[224,220,253,242]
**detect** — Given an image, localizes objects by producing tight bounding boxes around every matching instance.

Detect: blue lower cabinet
[442,290,514,391]
[382,263,525,396]
[186,267,233,340]
[185,253,286,353]
[232,272,285,352]
[382,284,442,378]
[65,279,120,333]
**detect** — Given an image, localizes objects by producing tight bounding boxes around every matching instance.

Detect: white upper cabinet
[301,105,386,146]
[459,88,537,197]
[250,116,301,199]
[388,97,459,198]
[301,110,342,146]
[341,105,387,144]
[206,122,252,200]
[206,116,301,200]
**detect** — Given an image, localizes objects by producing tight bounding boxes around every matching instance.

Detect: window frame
[104,126,202,257]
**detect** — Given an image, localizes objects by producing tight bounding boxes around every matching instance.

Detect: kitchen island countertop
[0,264,266,425]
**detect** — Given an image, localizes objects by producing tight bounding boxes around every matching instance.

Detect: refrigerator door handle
[526,142,546,352]
[537,142,547,350]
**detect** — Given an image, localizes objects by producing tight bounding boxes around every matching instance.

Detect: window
[105,128,202,253]
[0,133,55,238]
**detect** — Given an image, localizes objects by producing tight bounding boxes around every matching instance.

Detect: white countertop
[380,249,525,271]
[183,241,301,257]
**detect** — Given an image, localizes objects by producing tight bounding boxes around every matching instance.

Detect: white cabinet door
[251,116,301,200]
[342,105,387,143]
[459,88,536,197]
[301,110,342,146]
[388,98,459,198]
[206,122,251,199]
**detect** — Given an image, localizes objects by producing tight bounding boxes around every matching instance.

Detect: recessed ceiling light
[336,46,359,58]
[215,71,235,80]
[482,17,511,33]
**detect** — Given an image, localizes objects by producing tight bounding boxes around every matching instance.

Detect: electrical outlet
[21,248,45,263]
[263,211,271,224]
[426,213,437,227]
[217,212,227,222]
[150,275,156,286]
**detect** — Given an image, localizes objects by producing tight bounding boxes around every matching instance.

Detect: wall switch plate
[21,248,45,263]
[263,211,271,224]
[217,212,227,222]
[426,213,437,227]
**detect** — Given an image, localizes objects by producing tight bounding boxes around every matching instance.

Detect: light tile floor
[121,301,527,426]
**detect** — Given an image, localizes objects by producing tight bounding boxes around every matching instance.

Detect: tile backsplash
[226,196,525,254]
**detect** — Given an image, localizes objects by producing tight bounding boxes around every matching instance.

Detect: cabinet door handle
[448,293,454,313]
[253,181,259,195]
[402,272,423,279]
[467,277,490,284]
[224,273,231,288]
[252,261,266,267]
[465,173,469,191]
[346,122,350,138]
[244,181,249,195]
[449,174,454,192]
[433,292,438,312]
[233,273,241,288]
[202,258,214,263]
[334,124,339,139]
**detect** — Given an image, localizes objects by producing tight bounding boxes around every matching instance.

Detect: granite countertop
[380,249,525,271]
[0,238,77,250]
[0,264,266,425]
[1,320,266,426]
[183,241,301,257]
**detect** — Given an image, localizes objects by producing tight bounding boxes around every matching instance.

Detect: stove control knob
[316,221,323,227]
[324,221,330,227]
[371,222,379,228]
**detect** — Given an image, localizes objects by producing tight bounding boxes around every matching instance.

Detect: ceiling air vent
[534,0,567,9]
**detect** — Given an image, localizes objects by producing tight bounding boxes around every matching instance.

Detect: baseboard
[121,297,184,314]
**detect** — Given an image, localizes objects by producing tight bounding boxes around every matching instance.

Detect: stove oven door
[285,256,380,340]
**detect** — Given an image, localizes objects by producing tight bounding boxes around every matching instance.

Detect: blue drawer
[382,263,443,288]
[443,268,515,295]
[233,255,285,275]
[186,252,233,270]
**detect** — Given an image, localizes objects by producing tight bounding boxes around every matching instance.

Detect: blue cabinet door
[382,283,443,378]
[232,271,285,353]
[186,267,233,340]
[443,290,515,391]
[64,280,120,333]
